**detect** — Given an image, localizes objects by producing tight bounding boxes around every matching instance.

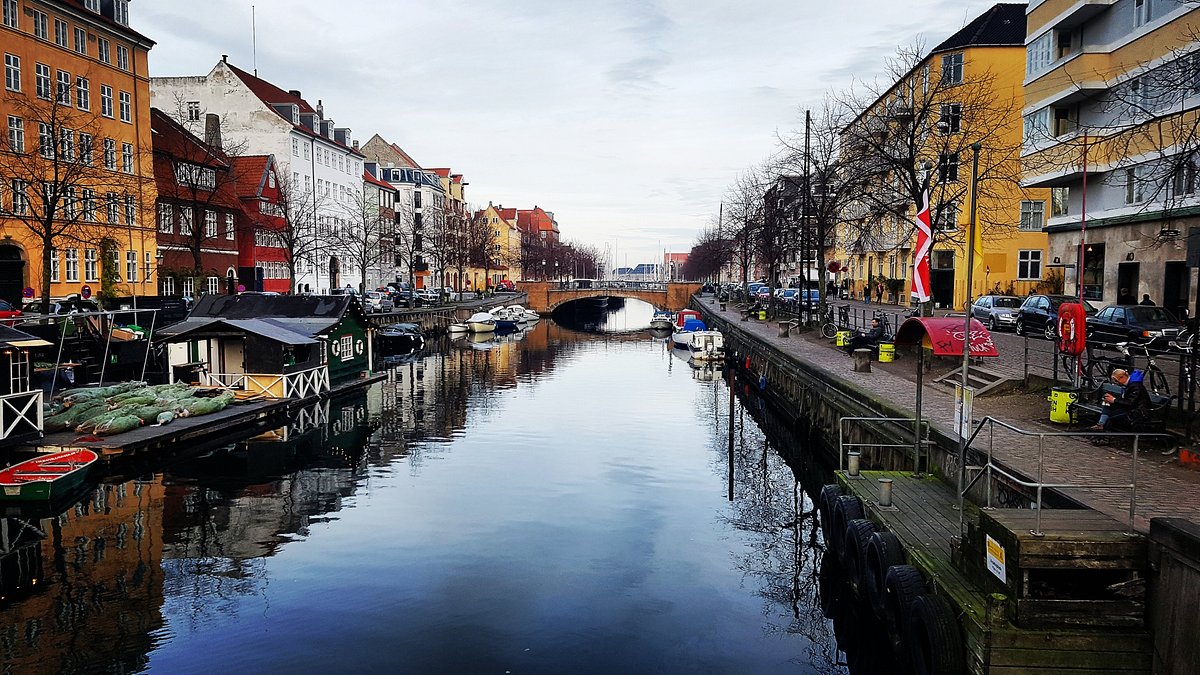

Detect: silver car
[363,291,394,313]
[971,294,1021,331]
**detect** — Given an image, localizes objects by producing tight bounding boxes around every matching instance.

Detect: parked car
[496,279,516,291]
[0,298,23,319]
[393,291,424,308]
[363,291,394,313]
[970,294,1022,331]
[1015,294,1098,340]
[1086,305,1184,345]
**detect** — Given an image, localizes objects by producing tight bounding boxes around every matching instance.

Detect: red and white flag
[911,190,932,303]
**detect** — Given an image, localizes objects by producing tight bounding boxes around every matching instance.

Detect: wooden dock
[837,470,1151,673]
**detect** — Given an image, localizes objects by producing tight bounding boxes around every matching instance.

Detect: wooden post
[853,349,872,372]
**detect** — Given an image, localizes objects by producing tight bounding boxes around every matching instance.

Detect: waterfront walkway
[703,299,1200,531]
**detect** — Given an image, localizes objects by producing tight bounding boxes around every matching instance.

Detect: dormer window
[113,0,129,26]
[291,104,299,125]
[84,0,100,12]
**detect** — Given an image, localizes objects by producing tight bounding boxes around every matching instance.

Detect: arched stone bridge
[519,281,703,314]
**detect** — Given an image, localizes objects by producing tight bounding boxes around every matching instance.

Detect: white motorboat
[447,322,470,333]
[688,330,725,362]
[467,312,497,333]
[650,310,673,331]
[505,305,533,324]
[672,317,707,349]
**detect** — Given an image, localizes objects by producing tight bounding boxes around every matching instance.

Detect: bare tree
[721,168,768,301]
[0,86,142,309]
[332,182,392,293]
[264,172,324,292]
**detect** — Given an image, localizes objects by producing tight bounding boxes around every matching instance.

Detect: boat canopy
[682,319,707,332]
[467,312,495,323]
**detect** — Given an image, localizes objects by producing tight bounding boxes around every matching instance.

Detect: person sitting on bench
[1092,368,1151,431]
[845,318,885,355]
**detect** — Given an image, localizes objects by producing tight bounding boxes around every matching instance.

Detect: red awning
[893,317,999,357]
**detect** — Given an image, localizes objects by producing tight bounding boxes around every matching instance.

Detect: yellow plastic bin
[878,343,895,362]
[835,331,851,347]
[1048,387,1078,424]
[757,310,767,320]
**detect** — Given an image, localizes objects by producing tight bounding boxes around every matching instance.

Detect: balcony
[1028,0,1117,35]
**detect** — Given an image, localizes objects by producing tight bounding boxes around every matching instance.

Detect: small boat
[0,449,98,501]
[376,322,425,354]
[447,323,470,333]
[650,310,673,330]
[506,305,535,323]
[672,318,706,349]
[467,312,497,333]
[674,309,701,329]
[688,330,725,362]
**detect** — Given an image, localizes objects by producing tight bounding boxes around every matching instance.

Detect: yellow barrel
[878,343,895,362]
[835,331,851,347]
[1048,387,1078,424]
[757,310,767,320]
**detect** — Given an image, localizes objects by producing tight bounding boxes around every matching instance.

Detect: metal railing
[0,390,43,440]
[838,416,931,473]
[959,416,1169,536]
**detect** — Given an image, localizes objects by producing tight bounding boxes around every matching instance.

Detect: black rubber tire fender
[843,518,876,595]
[883,564,927,658]
[829,495,864,558]
[818,484,841,535]
[865,531,906,619]
[906,594,966,675]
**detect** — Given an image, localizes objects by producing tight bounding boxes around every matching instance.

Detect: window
[1020,200,1045,231]
[2,0,17,29]
[65,249,78,282]
[124,195,135,225]
[182,276,194,296]
[180,206,192,235]
[1082,243,1105,300]
[116,45,128,71]
[58,127,73,161]
[56,70,71,105]
[74,27,86,54]
[941,52,963,85]
[225,213,234,240]
[84,248,97,282]
[339,335,353,361]
[118,91,130,123]
[938,152,959,182]
[6,115,22,153]
[50,248,59,282]
[160,276,174,295]
[126,251,137,282]
[62,187,76,219]
[1172,153,1197,196]
[75,76,89,110]
[113,0,128,26]
[1018,250,1043,280]
[204,210,217,237]
[1026,31,1053,75]
[1124,166,1148,204]
[205,276,219,295]
[1134,0,1149,27]
[157,203,173,233]
[413,190,422,208]
[939,103,961,134]
[10,180,26,214]
[84,0,99,11]
[121,142,132,173]
[106,192,118,222]
[38,122,52,159]
[31,10,47,40]
[100,85,113,117]
[82,188,95,221]
[78,132,92,163]
[4,53,18,92]
[291,137,298,156]
[934,201,959,230]
[103,138,115,169]
[54,19,68,47]
[97,38,109,64]
[186,101,200,122]
[302,143,309,160]
[35,63,51,99]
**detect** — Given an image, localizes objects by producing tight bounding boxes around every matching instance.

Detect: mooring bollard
[853,349,872,373]
[778,321,791,338]
[720,301,727,311]
[878,478,893,507]
[848,452,860,477]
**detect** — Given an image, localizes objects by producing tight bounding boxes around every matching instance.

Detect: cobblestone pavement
[705,299,1200,531]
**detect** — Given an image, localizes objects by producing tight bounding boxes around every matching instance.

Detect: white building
[151,57,366,293]
[360,134,445,289]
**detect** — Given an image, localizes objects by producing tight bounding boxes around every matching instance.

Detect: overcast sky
[139,0,1004,268]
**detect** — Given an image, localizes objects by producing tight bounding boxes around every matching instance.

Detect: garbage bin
[835,330,851,347]
[1048,387,1078,424]
[757,310,767,320]
[878,343,895,362]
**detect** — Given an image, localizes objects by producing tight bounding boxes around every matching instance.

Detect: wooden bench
[1071,382,1174,433]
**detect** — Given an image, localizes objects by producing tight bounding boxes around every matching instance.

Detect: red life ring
[1057,303,1087,355]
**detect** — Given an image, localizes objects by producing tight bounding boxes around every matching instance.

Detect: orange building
[0,0,158,307]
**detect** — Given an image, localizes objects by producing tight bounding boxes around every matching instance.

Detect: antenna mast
[252,5,258,76]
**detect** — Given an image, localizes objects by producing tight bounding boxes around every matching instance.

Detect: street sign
[21,287,34,298]
[80,285,91,299]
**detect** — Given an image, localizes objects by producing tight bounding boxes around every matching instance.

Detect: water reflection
[553,296,656,333]
[0,317,886,673]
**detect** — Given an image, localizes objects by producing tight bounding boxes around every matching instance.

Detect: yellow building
[836,3,1050,310]
[1022,1,1199,317]
[0,0,158,306]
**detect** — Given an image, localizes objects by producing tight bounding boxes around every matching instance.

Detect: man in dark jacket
[845,318,885,354]
[1095,369,1151,431]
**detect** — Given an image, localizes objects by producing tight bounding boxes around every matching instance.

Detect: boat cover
[467,312,495,323]
[682,319,707,332]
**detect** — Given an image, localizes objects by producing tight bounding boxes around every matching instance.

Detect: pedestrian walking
[875,283,884,305]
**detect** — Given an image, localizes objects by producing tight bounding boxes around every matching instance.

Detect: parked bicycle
[820,304,851,339]
[1076,341,1172,396]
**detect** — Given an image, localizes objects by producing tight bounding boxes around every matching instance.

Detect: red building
[663,252,689,281]
[231,156,289,293]
[516,206,559,244]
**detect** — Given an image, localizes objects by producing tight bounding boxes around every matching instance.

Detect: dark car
[1087,305,1184,345]
[1016,294,1098,340]
[970,294,1022,331]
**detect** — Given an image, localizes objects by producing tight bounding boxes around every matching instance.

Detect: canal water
[0,299,889,673]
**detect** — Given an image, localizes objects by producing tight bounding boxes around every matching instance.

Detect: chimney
[204,113,222,149]
[316,99,324,119]
[222,54,228,63]
[288,89,302,99]
[352,140,359,150]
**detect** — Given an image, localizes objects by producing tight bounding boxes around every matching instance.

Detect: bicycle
[872,311,895,341]
[1083,341,1171,396]
[820,304,851,339]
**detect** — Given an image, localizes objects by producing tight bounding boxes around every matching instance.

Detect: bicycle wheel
[821,322,838,339]
[1147,366,1170,396]
[1085,358,1109,388]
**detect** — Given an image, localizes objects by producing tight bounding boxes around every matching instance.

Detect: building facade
[231,154,289,294]
[1022,0,1199,318]
[0,0,158,306]
[150,57,365,294]
[359,134,442,290]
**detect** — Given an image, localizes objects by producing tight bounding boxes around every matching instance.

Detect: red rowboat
[0,449,98,501]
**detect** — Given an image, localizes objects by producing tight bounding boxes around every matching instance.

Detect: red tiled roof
[429,168,451,177]
[151,108,230,169]
[363,170,395,191]
[497,208,517,221]
[225,61,363,158]
[151,111,242,212]
[229,155,272,198]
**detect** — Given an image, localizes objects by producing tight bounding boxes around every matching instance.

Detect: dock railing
[838,416,931,473]
[960,416,1170,536]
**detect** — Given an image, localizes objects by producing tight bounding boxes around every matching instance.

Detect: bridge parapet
[519,281,702,314]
